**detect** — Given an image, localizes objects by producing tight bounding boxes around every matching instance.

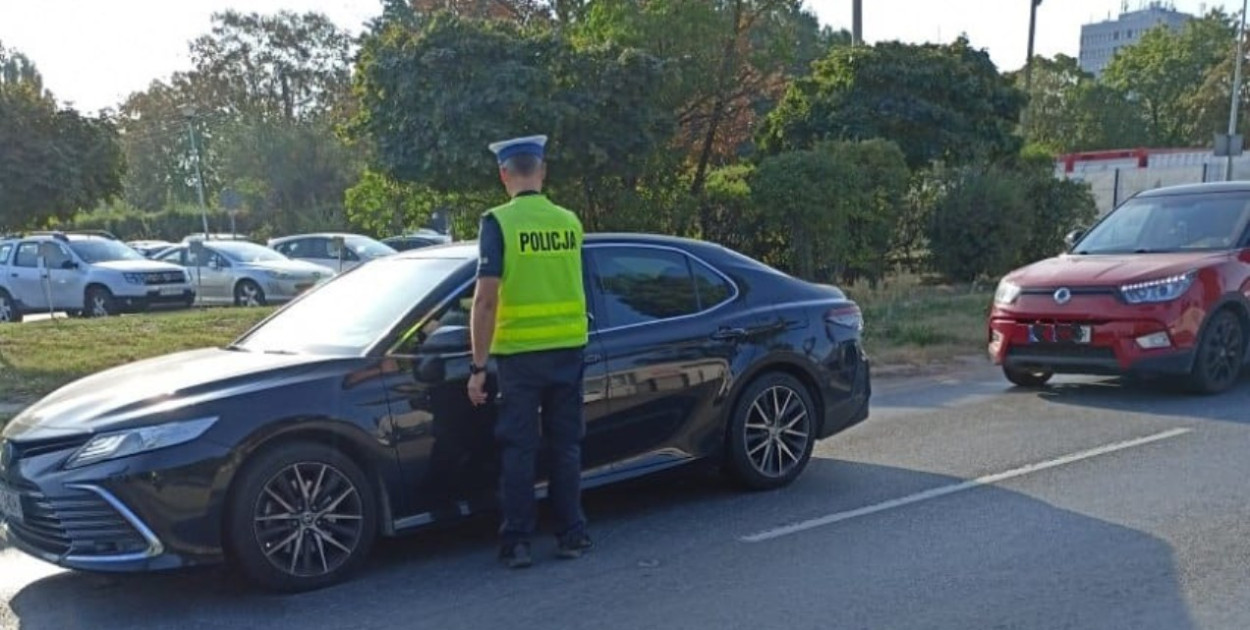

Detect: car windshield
[1074,191,1250,255]
[212,241,287,263]
[68,238,147,263]
[346,235,397,258]
[232,256,468,355]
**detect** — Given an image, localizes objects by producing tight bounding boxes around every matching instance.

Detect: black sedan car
[0,233,872,592]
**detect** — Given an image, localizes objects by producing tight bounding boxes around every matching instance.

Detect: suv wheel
[0,291,21,323]
[1003,365,1053,388]
[85,286,116,318]
[1188,309,1245,395]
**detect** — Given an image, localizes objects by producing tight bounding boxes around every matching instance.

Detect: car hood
[2,348,334,441]
[92,259,185,273]
[1006,252,1231,287]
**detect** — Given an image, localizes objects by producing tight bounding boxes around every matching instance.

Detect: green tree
[925,166,1032,282]
[1103,10,1236,147]
[0,42,124,231]
[1013,54,1143,153]
[350,13,672,230]
[758,37,1026,169]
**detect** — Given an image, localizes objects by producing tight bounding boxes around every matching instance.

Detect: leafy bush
[925,166,1032,282]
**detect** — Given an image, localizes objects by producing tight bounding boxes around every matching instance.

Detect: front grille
[3,485,147,557]
[1008,345,1116,360]
[143,271,186,285]
[9,434,91,460]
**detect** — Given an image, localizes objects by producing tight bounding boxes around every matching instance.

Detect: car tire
[226,441,378,593]
[724,372,818,491]
[0,290,21,323]
[234,280,267,307]
[84,286,116,318]
[1003,365,1053,388]
[1187,309,1245,395]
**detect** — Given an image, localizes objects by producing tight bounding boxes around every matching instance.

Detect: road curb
[872,354,990,379]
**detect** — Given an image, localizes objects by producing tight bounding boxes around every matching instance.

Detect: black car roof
[1134,181,1250,198]
[393,233,726,261]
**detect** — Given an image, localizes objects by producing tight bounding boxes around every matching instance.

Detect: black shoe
[499,542,533,569]
[555,532,593,559]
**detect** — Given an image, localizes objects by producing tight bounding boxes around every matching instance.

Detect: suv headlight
[1120,272,1196,304]
[65,417,218,469]
[123,272,145,285]
[994,280,1022,305]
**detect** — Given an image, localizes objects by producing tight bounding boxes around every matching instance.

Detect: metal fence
[1061,157,1250,216]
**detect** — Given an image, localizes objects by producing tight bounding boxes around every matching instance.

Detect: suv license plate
[159,287,182,296]
[1028,323,1092,344]
[0,488,22,524]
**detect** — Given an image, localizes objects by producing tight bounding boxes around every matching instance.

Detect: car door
[199,248,234,301]
[39,242,84,309]
[586,244,763,472]
[6,242,48,311]
[383,269,609,519]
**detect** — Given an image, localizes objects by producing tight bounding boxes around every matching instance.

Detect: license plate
[0,488,22,524]
[159,287,182,296]
[1028,323,1092,344]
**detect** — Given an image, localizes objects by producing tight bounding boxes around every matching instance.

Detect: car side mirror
[60,260,78,270]
[421,325,470,354]
[1064,228,1085,250]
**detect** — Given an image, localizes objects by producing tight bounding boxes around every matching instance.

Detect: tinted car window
[691,259,733,309]
[158,248,187,265]
[592,247,699,328]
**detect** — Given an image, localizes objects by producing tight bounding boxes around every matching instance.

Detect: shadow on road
[1026,373,1250,424]
[7,459,1196,630]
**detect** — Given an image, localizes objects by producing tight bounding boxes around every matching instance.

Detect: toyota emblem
[1053,287,1071,304]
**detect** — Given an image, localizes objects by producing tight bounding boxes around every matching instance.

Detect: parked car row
[0,228,442,322]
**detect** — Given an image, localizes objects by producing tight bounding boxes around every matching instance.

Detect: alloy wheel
[743,385,812,478]
[89,293,110,317]
[253,462,365,578]
[240,283,261,307]
[0,295,13,322]
[1202,314,1243,388]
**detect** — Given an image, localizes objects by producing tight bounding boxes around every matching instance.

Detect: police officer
[466,134,592,569]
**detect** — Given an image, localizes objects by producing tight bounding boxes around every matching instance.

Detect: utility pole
[852,0,862,45]
[1024,0,1041,93]
[1021,0,1042,129]
[1227,0,1248,181]
[181,106,211,237]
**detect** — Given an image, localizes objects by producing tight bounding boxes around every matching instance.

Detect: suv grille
[2,484,147,557]
[143,271,186,285]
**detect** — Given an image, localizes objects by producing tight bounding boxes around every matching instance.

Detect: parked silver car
[267,232,397,273]
[153,240,333,306]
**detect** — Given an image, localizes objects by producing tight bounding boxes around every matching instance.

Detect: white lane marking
[740,427,1192,543]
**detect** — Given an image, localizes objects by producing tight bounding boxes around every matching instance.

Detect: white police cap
[488,135,548,164]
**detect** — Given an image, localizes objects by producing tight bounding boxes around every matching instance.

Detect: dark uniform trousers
[494,345,587,544]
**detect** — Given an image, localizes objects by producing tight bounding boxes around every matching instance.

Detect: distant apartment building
[1079,1,1194,77]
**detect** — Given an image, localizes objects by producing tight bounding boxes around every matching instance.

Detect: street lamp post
[852,0,862,46]
[1227,0,1249,181]
[1022,0,1042,129]
[180,106,211,236]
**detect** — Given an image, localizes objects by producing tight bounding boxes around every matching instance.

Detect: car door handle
[710,327,747,341]
[584,353,603,365]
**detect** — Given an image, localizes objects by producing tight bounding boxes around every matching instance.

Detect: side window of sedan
[395,283,474,354]
[591,247,701,329]
[159,249,186,266]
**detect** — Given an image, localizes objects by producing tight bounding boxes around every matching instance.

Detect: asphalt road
[3,364,1250,630]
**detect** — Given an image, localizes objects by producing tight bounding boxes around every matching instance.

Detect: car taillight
[826,305,863,332]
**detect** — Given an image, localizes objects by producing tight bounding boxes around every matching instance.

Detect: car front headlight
[65,416,218,469]
[265,269,295,280]
[994,280,1022,305]
[1120,272,1196,304]
[123,273,145,285]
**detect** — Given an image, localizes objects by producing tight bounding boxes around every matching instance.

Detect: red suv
[988,182,1250,394]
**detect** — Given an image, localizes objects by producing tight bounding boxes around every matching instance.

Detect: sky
[0,0,1241,113]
